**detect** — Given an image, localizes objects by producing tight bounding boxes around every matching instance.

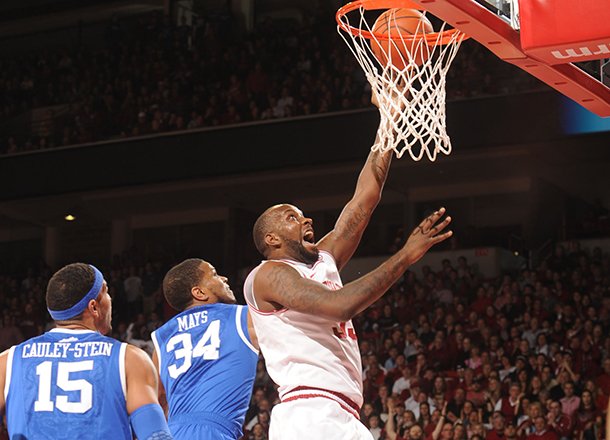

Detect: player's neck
[266,249,284,261]
[54,320,97,332]
[185,299,217,310]
[268,250,301,263]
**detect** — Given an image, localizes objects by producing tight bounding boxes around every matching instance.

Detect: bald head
[253,204,295,257]
[253,205,279,256]
[252,203,320,266]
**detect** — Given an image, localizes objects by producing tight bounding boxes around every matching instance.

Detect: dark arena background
[1,0,610,439]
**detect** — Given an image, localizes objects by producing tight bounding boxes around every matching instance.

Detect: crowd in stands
[353,241,610,440]
[0,9,543,155]
[1,238,609,440]
[0,8,605,440]
[243,241,610,440]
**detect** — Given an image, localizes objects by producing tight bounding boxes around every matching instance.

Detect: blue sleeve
[130,403,173,440]
[239,305,253,344]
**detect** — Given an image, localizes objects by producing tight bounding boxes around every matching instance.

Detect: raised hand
[371,89,380,109]
[402,207,452,265]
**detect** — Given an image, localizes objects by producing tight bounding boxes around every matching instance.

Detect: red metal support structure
[412,0,610,116]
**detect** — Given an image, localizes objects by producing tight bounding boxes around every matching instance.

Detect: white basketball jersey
[244,251,363,409]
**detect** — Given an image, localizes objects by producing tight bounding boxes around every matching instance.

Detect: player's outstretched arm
[255,208,452,321]
[125,345,173,439]
[318,89,407,271]
[318,145,392,271]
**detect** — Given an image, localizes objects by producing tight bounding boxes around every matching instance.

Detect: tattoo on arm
[265,257,402,317]
[412,214,438,236]
[371,150,392,187]
[335,252,409,317]
[338,204,370,241]
[320,150,391,262]
[266,265,324,314]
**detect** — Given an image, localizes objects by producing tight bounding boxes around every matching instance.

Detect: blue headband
[48,265,104,321]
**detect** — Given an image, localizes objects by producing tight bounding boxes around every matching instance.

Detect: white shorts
[269,396,373,440]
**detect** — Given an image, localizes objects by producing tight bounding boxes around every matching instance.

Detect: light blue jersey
[5,328,131,440]
[152,303,258,439]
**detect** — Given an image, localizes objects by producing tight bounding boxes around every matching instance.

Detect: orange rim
[336,0,469,45]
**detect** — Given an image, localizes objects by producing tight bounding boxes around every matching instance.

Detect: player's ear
[264,232,280,248]
[88,299,99,316]
[191,286,209,302]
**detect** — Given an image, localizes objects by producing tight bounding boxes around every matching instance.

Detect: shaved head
[253,204,286,257]
[253,204,318,264]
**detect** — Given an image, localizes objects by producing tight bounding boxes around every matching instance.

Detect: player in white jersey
[244,113,454,438]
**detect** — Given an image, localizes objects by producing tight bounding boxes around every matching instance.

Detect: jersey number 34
[166,320,221,379]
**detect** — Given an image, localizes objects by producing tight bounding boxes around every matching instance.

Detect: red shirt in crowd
[596,372,610,397]
[485,429,505,440]
[547,413,573,438]
[525,429,558,440]
[497,397,520,425]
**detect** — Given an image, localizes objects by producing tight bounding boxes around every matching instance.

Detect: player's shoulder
[316,249,338,266]
[0,348,10,363]
[209,303,247,324]
[19,331,49,343]
[92,331,123,344]
[80,332,125,352]
[255,259,284,272]
[254,259,301,280]
[125,343,149,359]
[5,332,52,353]
[124,344,155,370]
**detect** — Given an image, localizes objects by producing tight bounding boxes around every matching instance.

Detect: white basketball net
[337,7,466,161]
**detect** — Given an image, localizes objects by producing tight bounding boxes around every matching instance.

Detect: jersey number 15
[34,360,94,414]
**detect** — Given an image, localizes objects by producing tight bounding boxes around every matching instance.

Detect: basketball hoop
[336,0,468,161]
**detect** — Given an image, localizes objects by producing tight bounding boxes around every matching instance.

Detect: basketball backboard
[410,0,610,116]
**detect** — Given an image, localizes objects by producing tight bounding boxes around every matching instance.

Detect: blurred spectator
[546,399,573,440]
[494,383,523,424]
[1,235,609,440]
[368,414,383,439]
[525,416,558,440]
[246,423,267,440]
[559,381,580,417]
[573,389,598,439]
[1,10,548,155]
[486,411,506,440]
[124,266,143,316]
[0,316,24,351]
[141,262,160,314]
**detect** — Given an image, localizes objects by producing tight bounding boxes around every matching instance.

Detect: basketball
[370,8,434,70]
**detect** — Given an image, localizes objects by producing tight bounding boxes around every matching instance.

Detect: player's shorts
[169,412,241,440]
[170,424,236,440]
[269,396,373,440]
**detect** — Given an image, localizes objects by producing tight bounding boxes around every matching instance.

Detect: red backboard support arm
[412,0,610,116]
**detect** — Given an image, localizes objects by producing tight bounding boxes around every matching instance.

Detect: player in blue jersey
[151,258,259,440]
[0,262,172,440]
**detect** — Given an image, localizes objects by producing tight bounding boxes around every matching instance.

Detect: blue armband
[130,403,173,440]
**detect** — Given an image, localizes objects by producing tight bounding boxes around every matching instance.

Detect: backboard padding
[519,0,610,65]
